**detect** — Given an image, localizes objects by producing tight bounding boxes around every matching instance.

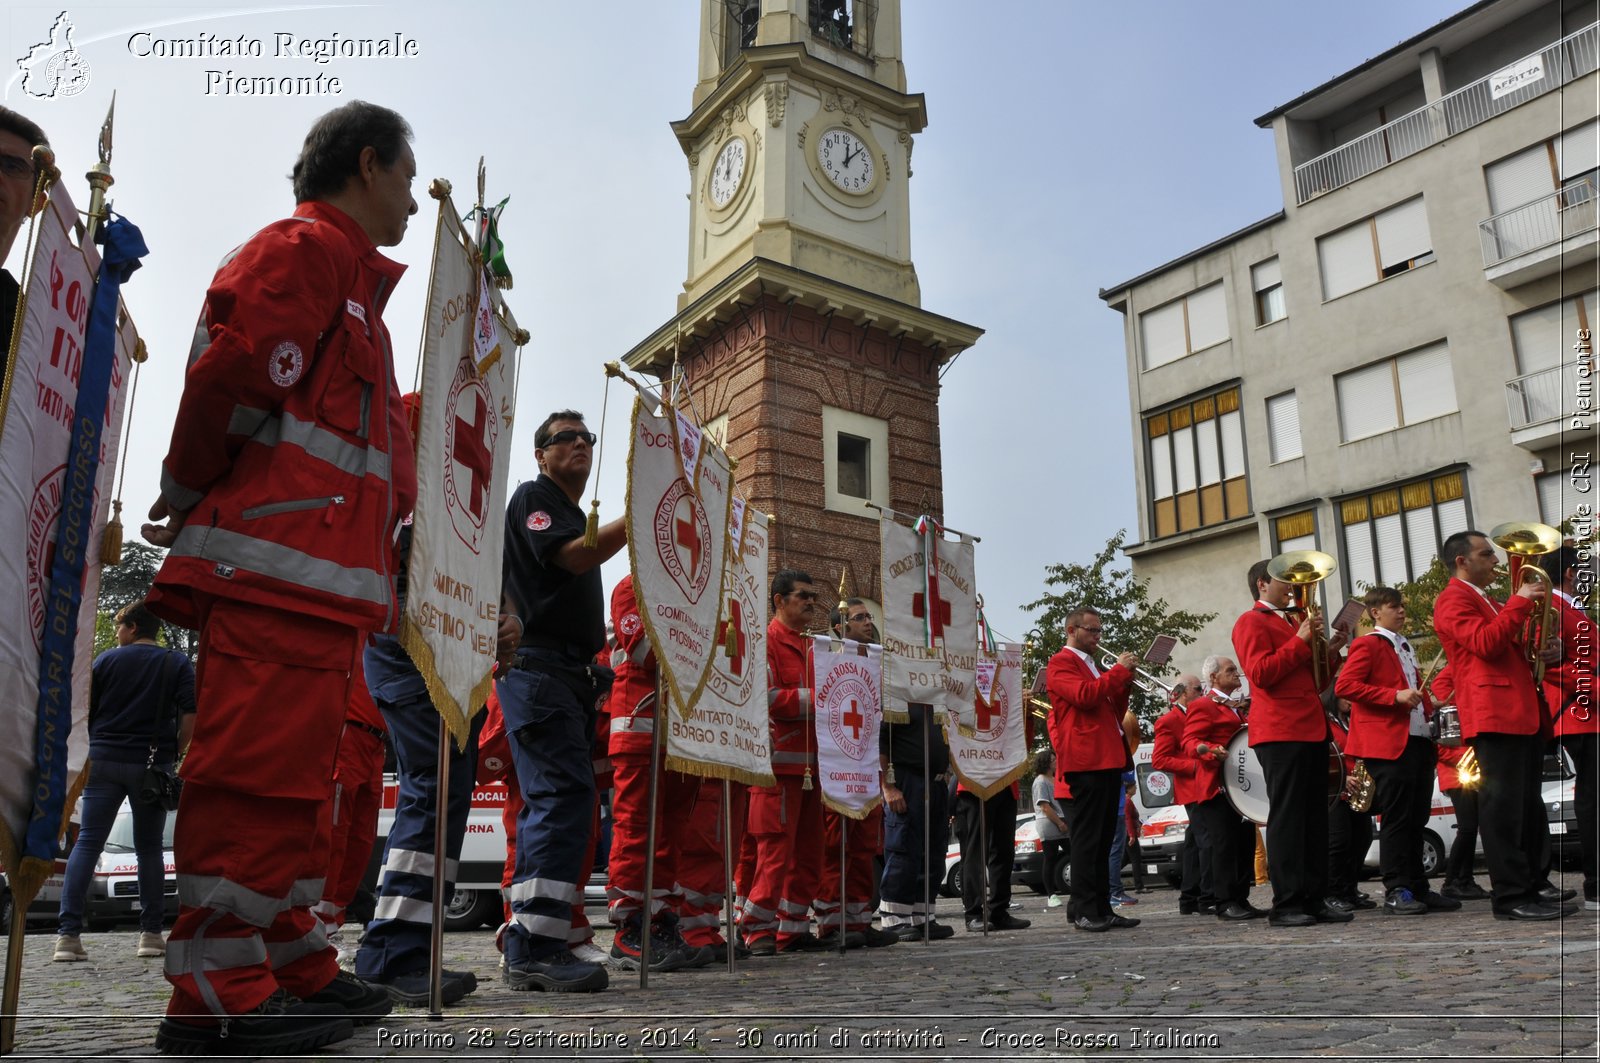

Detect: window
[703,412,730,449]
[1145,385,1249,538]
[1509,291,1597,425]
[1266,391,1302,463]
[1334,341,1457,443]
[720,0,761,67]
[1538,470,1584,528]
[821,406,887,515]
[1252,258,1286,326]
[809,0,852,48]
[1317,197,1434,300]
[1339,472,1469,593]
[1273,510,1318,553]
[1139,282,1229,370]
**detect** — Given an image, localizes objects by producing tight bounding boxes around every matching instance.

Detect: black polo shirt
[502,473,604,660]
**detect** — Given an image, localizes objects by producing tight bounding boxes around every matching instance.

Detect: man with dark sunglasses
[0,107,50,383]
[497,410,626,991]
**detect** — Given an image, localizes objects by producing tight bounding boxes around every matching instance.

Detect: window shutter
[1395,343,1458,424]
[1280,533,1317,553]
[1437,497,1469,542]
[1219,411,1245,479]
[1149,436,1173,499]
[1404,508,1437,579]
[1374,513,1406,584]
[1172,426,1196,492]
[1195,417,1221,485]
[1319,222,1376,300]
[1511,300,1569,373]
[1186,284,1229,351]
[1141,301,1187,369]
[1336,362,1400,441]
[1374,198,1432,269]
[1344,523,1377,592]
[1538,472,1571,525]
[1252,258,1282,293]
[1559,121,1599,180]
[1486,143,1555,213]
[1266,391,1302,462]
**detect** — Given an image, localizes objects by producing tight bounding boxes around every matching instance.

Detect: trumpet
[1099,651,1175,697]
[1268,550,1338,690]
[1456,746,1482,790]
[1490,521,1562,684]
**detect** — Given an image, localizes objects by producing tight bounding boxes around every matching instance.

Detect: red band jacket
[1232,602,1332,744]
[1432,579,1540,738]
[1151,705,1203,806]
[1045,647,1133,785]
[1544,594,1600,737]
[606,576,660,759]
[766,618,814,776]
[1337,633,1434,760]
[1180,693,1245,802]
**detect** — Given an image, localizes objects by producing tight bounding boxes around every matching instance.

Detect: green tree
[1023,530,1216,734]
[92,541,196,658]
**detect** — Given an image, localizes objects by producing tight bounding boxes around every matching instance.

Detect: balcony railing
[1293,21,1599,204]
[1505,361,1589,431]
[1480,177,1599,266]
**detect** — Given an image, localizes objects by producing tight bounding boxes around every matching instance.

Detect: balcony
[1293,21,1599,205]
[1505,362,1593,451]
[1480,178,1599,287]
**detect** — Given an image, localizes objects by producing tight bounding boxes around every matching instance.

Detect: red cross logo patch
[526,511,552,532]
[268,341,303,387]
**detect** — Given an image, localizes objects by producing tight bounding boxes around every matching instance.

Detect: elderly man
[143,101,419,1055]
[1151,672,1210,915]
[1183,656,1263,922]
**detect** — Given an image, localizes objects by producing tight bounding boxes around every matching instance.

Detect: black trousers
[1364,736,1437,895]
[1041,838,1068,896]
[1062,769,1121,922]
[1562,732,1598,901]
[1471,732,1546,912]
[1327,799,1373,899]
[1256,740,1331,915]
[1179,805,1215,905]
[955,788,1017,921]
[1442,785,1480,889]
[1190,794,1255,905]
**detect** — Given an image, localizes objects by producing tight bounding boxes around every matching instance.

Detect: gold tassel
[100,500,124,565]
[885,763,896,786]
[802,768,814,791]
[582,500,600,548]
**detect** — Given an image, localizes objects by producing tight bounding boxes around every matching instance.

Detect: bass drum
[1222,726,1349,825]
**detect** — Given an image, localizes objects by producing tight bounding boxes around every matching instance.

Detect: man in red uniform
[312,678,388,953]
[1151,672,1210,914]
[1181,656,1262,921]
[1231,559,1351,928]
[1434,530,1572,920]
[741,569,823,954]
[142,101,419,1055]
[1336,587,1458,916]
[1046,607,1139,933]
[1540,544,1599,911]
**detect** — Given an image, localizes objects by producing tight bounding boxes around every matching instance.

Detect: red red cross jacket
[1045,648,1132,781]
[1151,705,1203,805]
[1336,633,1434,760]
[1180,693,1245,802]
[150,202,417,632]
[1432,579,1540,738]
[606,576,660,759]
[767,617,814,776]
[1544,594,1600,737]
[1232,602,1331,744]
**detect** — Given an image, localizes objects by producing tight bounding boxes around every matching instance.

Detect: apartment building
[1100,0,1600,656]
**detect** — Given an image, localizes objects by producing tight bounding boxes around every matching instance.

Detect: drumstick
[1418,648,1446,692]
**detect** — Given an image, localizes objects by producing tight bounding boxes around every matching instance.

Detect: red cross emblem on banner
[676,511,702,574]
[453,392,494,520]
[725,598,746,677]
[842,698,864,741]
[973,698,994,732]
[912,590,951,640]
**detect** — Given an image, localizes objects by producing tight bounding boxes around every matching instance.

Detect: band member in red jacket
[1231,559,1350,927]
[1540,544,1598,911]
[1434,531,1569,921]
[1182,656,1262,920]
[1336,587,1458,915]
[1151,673,1211,914]
[1046,608,1138,933]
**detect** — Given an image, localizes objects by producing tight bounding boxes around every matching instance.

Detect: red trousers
[314,722,385,933]
[817,804,881,933]
[740,775,822,946]
[165,599,360,1017]
[606,753,699,925]
[674,776,744,946]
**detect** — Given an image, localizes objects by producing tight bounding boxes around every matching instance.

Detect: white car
[5,800,177,931]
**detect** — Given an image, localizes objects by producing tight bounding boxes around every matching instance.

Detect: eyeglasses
[0,153,32,180]
[1075,626,1103,634]
[541,429,596,448]
[848,613,872,623]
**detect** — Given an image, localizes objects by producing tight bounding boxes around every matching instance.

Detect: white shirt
[1371,628,1428,736]
[1066,645,1100,677]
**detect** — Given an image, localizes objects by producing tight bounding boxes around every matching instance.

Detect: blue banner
[24,215,145,864]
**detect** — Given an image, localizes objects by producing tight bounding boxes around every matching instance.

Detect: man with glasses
[1183,656,1265,922]
[1151,673,1212,915]
[741,569,825,953]
[0,107,50,380]
[497,410,625,989]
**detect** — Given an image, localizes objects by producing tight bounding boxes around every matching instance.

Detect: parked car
[5,800,177,932]
[941,811,1054,897]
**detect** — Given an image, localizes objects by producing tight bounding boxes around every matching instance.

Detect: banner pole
[428,714,450,1022]
[640,673,665,988]
[836,818,848,955]
[1,901,27,1054]
[722,779,736,974]
[977,796,989,937]
[920,708,931,944]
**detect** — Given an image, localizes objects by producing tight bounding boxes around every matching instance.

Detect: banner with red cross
[879,516,978,725]
[398,195,522,748]
[946,642,1028,799]
[665,504,775,786]
[626,397,733,720]
[811,635,883,819]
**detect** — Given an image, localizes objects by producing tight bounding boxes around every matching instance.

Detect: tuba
[1268,550,1339,690]
[1489,521,1562,684]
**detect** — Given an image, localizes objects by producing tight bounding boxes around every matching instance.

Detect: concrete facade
[1101,0,1600,665]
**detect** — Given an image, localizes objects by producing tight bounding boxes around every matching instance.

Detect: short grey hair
[1200,655,1225,686]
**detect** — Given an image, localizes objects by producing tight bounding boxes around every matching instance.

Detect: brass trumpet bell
[1488,521,1562,558]
[1267,550,1337,585]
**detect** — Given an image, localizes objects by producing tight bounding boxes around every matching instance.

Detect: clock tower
[624,0,982,611]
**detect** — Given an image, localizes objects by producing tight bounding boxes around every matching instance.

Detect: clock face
[817,128,875,194]
[709,138,747,209]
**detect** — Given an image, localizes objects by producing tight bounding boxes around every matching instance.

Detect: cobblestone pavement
[2,874,1595,1062]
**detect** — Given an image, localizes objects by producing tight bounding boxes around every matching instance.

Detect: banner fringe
[820,790,881,820]
[664,753,774,789]
[398,615,480,751]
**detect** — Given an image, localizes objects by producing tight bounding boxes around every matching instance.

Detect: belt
[346,720,386,741]
[513,637,591,666]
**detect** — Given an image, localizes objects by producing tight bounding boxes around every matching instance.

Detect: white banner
[626,398,732,718]
[879,517,978,723]
[1490,54,1545,99]
[811,636,883,819]
[947,642,1028,799]
[397,199,521,748]
[665,505,774,786]
[0,184,135,868]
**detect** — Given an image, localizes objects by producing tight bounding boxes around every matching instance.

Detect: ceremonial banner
[665,504,774,786]
[879,516,978,723]
[811,636,883,818]
[626,398,732,718]
[398,198,521,747]
[947,642,1028,799]
[0,184,139,878]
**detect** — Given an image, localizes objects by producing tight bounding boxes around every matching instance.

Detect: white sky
[2,0,1470,643]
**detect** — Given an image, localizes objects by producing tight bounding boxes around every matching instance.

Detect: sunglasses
[541,429,596,448]
[0,153,33,180]
[848,612,873,623]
